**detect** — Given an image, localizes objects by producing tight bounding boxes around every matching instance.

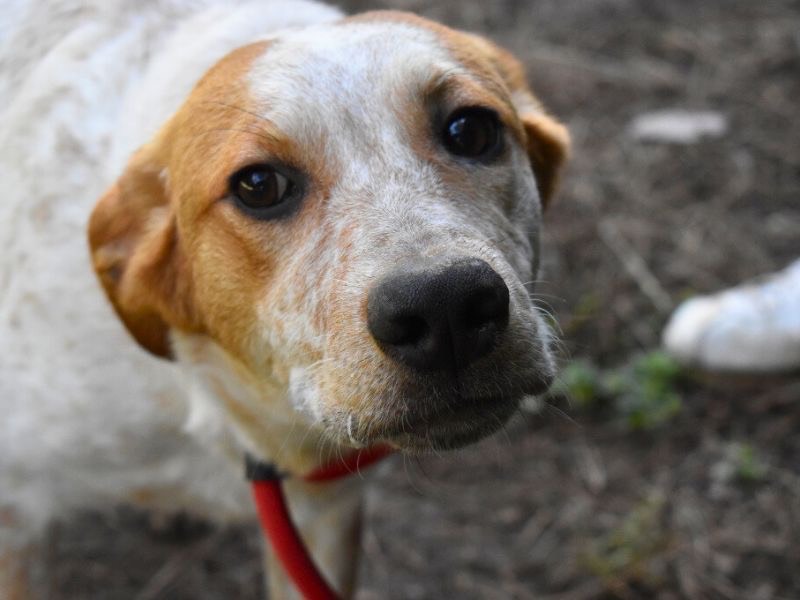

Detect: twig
[132,553,186,600]
[598,220,673,314]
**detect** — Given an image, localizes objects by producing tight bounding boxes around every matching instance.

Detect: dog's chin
[312,358,555,453]
[358,395,522,453]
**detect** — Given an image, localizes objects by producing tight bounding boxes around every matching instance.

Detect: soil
[46,0,800,598]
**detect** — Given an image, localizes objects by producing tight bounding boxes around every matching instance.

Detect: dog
[0,0,569,597]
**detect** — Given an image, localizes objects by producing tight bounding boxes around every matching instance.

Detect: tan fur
[0,544,39,600]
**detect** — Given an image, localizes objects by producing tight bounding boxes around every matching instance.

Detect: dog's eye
[230,165,293,215]
[442,108,503,160]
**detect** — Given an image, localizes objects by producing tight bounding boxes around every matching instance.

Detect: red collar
[246,445,393,599]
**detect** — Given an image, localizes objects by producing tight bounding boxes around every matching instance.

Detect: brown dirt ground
[46,0,800,598]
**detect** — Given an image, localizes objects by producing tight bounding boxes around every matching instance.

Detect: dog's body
[0,1,568,597]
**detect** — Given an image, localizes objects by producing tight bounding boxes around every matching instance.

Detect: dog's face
[89,13,569,453]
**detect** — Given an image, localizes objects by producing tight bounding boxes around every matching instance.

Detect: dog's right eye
[229,165,298,218]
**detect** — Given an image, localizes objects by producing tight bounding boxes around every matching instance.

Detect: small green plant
[563,292,602,335]
[553,360,604,409]
[550,351,685,430]
[583,494,672,590]
[614,352,683,430]
[733,443,768,483]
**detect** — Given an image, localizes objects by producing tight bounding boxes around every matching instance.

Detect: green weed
[551,351,685,430]
[583,494,672,590]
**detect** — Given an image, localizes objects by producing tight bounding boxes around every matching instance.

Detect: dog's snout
[367,258,510,371]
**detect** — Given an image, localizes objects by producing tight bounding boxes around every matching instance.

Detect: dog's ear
[516,109,571,210]
[468,36,570,209]
[88,145,198,359]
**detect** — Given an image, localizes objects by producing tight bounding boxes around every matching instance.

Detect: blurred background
[47,0,800,598]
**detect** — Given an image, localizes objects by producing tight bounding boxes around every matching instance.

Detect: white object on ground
[663,259,800,373]
[629,110,728,144]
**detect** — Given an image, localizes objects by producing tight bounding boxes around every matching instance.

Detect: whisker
[542,400,580,427]
[402,452,424,495]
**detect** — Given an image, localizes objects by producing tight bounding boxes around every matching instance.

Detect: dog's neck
[171,332,336,475]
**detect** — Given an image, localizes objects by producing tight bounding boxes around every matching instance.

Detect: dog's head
[89,12,569,453]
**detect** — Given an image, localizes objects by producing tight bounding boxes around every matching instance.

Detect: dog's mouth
[323,351,556,452]
[350,392,525,452]
[389,397,521,452]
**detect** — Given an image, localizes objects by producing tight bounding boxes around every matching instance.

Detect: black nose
[367,258,510,372]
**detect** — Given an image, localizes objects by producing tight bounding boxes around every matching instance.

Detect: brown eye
[230,164,302,219]
[442,108,503,160]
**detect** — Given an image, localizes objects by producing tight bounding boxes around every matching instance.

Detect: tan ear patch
[88,150,199,358]
[522,112,571,208]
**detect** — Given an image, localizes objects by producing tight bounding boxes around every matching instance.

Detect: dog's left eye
[230,165,295,217]
[442,107,503,160]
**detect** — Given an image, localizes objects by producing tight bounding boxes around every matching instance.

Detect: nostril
[366,277,431,348]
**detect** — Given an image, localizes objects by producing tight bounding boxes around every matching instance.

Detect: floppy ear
[88,147,199,359]
[470,36,571,208]
[517,110,570,209]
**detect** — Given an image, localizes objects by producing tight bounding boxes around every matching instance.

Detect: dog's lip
[364,393,520,444]
[336,367,555,449]
[378,397,520,451]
